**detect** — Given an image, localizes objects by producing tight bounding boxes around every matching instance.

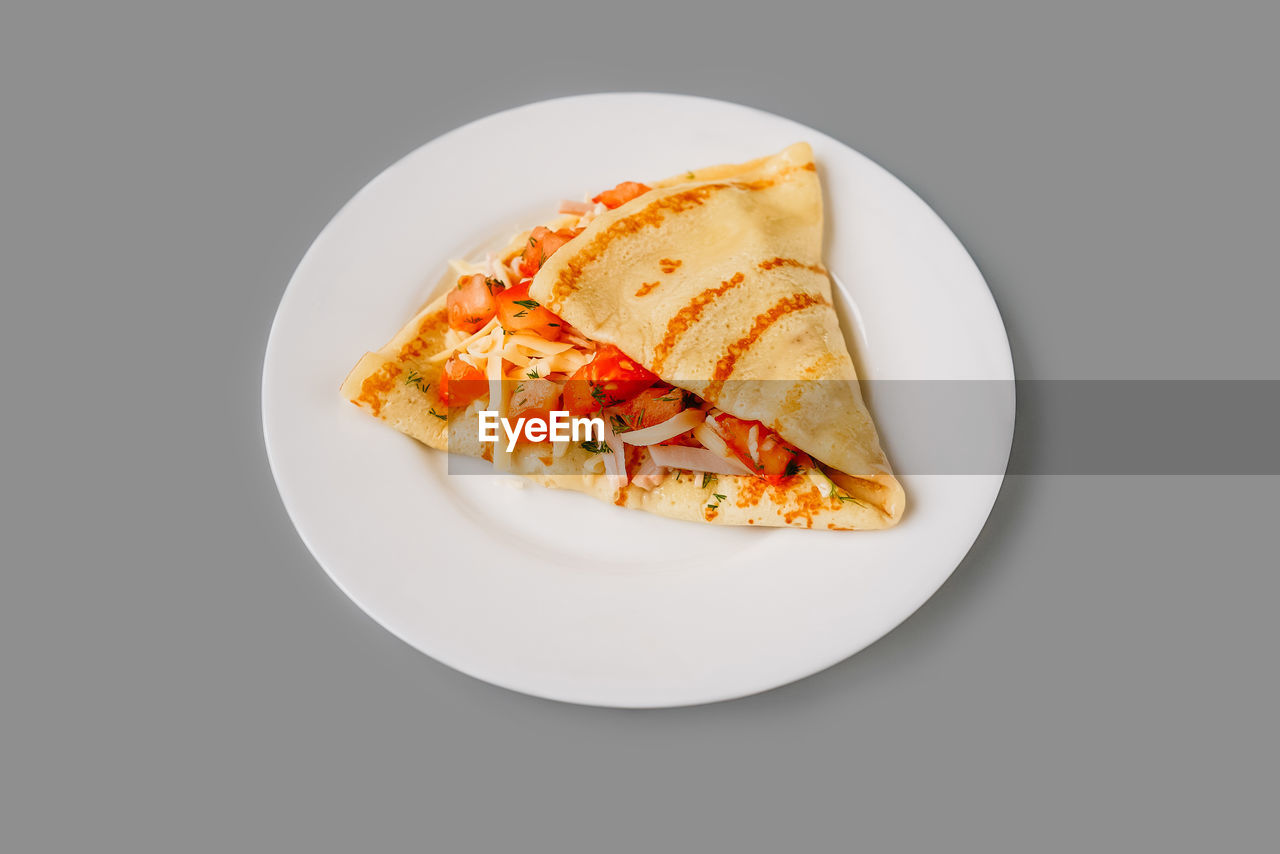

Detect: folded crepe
[341,143,905,530]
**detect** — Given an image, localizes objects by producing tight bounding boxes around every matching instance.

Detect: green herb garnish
[428,407,447,421]
[512,298,540,319]
[610,411,642,433]
[404,369,430,394]
[817,470,863,505]
[580,440,610,454]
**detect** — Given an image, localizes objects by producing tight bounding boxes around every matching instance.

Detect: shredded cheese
[503,334,574,358]
[485,253,511,288]
[427,317,499,363]
[560,330,597,350]
[448,258,485,277]
[549,349,589,374]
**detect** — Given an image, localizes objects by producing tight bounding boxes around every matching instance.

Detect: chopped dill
[404,369,430,394]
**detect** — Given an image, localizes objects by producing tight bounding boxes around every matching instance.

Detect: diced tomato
[516,226,576,277]
[447,274,501,334]
[507,378,562,444]
[592,181,651,210]
[713,412,810,480]
[608,386,685,433]
[438,357,487,408]
[494,279,564,340]
[562,343,658,416]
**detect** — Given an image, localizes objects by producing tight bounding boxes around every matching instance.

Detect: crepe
[341,144,904,529]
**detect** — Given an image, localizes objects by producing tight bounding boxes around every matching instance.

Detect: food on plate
[339,143,904,529]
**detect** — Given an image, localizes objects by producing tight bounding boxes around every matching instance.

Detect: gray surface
[3,2,1277,851]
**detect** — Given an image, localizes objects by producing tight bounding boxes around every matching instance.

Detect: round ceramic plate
[262,93,1014,708]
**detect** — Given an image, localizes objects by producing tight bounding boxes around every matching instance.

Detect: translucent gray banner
[441,380,1280,475]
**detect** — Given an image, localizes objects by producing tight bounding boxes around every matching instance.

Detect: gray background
[3,1,1277,851]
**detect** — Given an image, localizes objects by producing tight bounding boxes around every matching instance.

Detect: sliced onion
[648,444,755,476]
[631,449,668,491]
[617,408,705,446]
[560,330,596,349]
[558,199,594,215]
[599,418,628,489]
[693,422,732,459]
[485,253,512,288]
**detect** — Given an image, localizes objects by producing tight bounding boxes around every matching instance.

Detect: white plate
[262,93,1014,708]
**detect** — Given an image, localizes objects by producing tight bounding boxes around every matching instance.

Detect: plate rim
[262,91,1016,707]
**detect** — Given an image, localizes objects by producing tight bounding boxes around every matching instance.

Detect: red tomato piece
[446,273,501,334]
[608,386,685,433]
[562,343,658,416]
[591,181,652,210]
[438,357,487,408]
[494,279,564,340]
[507,378,562,445]
[516,226,576,277]
[713,412,810,479]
